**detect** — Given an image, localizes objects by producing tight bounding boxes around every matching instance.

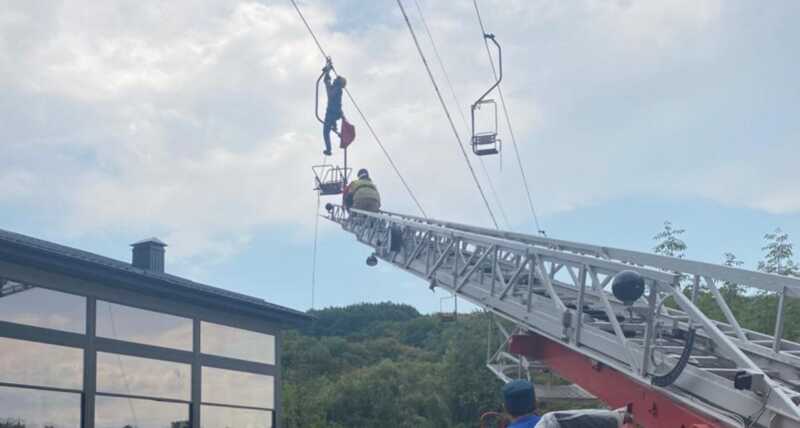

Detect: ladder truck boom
[324,205,800,428]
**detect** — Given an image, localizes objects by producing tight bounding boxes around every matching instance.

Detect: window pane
[97,352,190,400]
[202,367,274,409]
[95,395,189,428]
[97,301,192,350]
[0,386,81,428]
[0,337,82,389]
[202,406,273,428]
[0,282,85,333]
[202,322,275,364]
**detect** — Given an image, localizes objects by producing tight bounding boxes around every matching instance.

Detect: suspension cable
[471,0,545,235]
[397,0,499,229]
[411,0,511,230]
[289,0,428,218]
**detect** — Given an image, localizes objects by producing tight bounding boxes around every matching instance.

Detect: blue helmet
[503,379,536,416]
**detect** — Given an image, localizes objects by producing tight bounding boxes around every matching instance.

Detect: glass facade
[0,386,82,428]
[95,396,189,428]
[0,275,280,428]
[0,337,83,389]
[97,353,191,400]
[202,367,274,408]
[0,284,85,333]
[202,405,273,428]
[202,321,276,364]
[96,300,193,350]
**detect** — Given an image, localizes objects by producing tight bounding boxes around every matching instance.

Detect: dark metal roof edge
[0,229,312,325]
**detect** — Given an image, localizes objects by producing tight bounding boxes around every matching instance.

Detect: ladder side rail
[354,208,800,363]
[374,208,800,296]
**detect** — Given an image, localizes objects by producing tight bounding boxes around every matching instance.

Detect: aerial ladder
[323,205,800,428]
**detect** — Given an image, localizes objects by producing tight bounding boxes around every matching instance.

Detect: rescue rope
[411,0,512,230]
[397,0,500,229]
[289,0,428,218]
[311,190,320,309]
[471,0,546,235]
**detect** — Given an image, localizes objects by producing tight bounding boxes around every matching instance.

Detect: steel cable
[472,0,545,235]
[397,0,500,229]
[289,0,428,218]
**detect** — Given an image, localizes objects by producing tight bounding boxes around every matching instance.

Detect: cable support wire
[411,0,511,230]
[397,0,499,229]
[289,0,427,218]
[471,0,545,235]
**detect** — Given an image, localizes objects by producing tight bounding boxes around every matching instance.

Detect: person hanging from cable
[343,168,381,213]
[322,58,348,156]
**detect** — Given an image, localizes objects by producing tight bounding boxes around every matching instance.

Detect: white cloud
[1,0,797,266]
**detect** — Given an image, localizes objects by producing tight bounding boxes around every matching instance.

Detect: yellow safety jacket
[346,178,381,211]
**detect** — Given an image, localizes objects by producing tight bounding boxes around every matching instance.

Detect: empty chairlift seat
[471,33,503,157]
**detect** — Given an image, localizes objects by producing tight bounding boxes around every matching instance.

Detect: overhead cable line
[289,0,428,218]
[396,0,499,229]
[411,0,512,230]
[471,0,545,235]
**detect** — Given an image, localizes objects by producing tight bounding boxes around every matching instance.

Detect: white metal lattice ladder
[325,205,800,428]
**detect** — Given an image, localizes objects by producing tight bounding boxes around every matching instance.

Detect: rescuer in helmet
[322,59,347,156]
[343,168,381,212]
[502,379,540,428]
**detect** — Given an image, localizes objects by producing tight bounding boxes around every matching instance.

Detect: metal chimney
[131,238,167,273]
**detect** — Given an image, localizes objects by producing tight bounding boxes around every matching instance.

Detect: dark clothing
[323,71,344,153]
[323,110,341,153]
[324,72,343,115]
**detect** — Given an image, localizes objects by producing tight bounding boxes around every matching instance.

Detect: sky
[1,0,799,315]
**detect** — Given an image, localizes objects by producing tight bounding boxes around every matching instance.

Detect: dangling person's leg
[322,118,333,155]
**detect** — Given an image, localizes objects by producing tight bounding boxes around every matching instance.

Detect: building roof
[0,227,311,326]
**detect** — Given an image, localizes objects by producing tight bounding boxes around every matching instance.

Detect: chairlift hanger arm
[472,33,503,109]
[315,57,336,125]
[315,70,326,125]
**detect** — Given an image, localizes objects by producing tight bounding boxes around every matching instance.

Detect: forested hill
[281,302,506,428]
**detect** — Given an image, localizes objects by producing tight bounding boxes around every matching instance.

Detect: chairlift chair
[312,164,351,196]
[312,58,355,196]
[471,33,503,157]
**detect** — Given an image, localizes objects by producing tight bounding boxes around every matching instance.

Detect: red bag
[340,118,355,149]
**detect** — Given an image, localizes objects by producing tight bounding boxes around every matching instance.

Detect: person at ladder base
[343,168,381,212]
[503,380,540,428]
[322,58,348,156]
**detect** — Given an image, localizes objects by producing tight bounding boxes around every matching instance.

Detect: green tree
[758,228,799,277]
[442,314,503,426]
[721,252,744,298]
[653,221,687,258]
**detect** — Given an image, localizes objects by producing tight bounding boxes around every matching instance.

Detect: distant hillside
[281,302,589,428]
